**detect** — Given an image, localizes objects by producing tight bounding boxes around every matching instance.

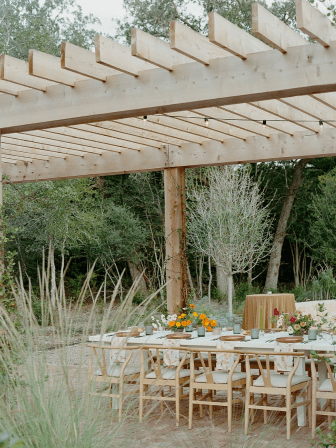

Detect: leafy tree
[187,166,272,313]
[0,0,100,59]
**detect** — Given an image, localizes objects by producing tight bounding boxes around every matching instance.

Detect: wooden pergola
[1,0,336,312]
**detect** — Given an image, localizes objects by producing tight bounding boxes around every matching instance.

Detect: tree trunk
[227,274,233,314]
[208,256,212,303]
[49,237,56,308]
[128,261,148,296]
[264,159,308,290]
[216,264,228,297]
[248,261,253,286]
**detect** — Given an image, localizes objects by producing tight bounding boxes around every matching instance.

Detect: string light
[143,116,147,122]
[262,120,267,129]
[319,120,324,131]
[204,118,209,127]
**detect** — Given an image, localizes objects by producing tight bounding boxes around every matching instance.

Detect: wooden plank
[0,54,57,91]
[2,147,49,160]
[170,20,228,65]
[0,80,29,96]
[2,41,336,133]
[164,167,188,313]
[2,142,67,159]
[131,28,191,71]
[61,42,119,81]
[4,128,336,183]
[252,2,307,52]
[8,132,104,155]
[29,50,88,86]
[3,136,85,157]
[208,11,269,59]
[279,96,336,129]
[296,0,336,47]
[249,99,320,132]
[95,36,155,76]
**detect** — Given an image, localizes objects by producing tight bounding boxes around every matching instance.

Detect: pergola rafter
[0,0,335,313]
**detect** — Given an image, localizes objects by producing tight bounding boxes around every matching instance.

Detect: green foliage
[0,0,100,59]
[311,419,336,447]
[210,287,224,303]
[0,432,24,448]
[234,281,261,302]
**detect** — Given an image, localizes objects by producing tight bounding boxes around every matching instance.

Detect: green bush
[234,281,261,302]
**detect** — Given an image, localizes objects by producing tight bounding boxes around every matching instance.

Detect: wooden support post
[164,167,188,314]
[0,133,3,272]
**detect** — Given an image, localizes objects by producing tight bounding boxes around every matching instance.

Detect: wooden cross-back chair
[139,344,191,427]
[311,353,336,437]
[188,348,246,432]
[87,343,141,420]
[244,351,311,440]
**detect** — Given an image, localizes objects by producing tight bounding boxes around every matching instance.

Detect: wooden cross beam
[1,40,336,134]
[3,128,336,183]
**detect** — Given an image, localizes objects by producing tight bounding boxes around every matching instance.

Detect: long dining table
[88,328,336,427]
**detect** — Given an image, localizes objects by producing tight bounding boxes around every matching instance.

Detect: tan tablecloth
[242,293,296,330]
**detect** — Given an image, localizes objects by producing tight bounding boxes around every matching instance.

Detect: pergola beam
[4,128,336,183]
[2,41,336,134]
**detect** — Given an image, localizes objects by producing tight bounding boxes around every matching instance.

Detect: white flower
[288,326,294,334]
[151,316,154,320]
[153,323,158,329]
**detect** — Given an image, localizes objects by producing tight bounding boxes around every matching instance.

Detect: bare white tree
[187,166,273,313]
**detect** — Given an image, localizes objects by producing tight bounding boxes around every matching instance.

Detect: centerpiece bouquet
[191,309,217,331]
[270,308,315,336]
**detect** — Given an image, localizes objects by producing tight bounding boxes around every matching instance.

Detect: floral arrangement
[271,308,315,335]
[191,309,217,331]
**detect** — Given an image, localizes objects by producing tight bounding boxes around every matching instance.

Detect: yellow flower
[182,321,187,327]
[181,313,186,318]
[176,322,181,327]
[300,321,306,327]
[186,320,191,325]
[210,319,217,327]
[169,321,175,327]
[193,312,198,317]
[206,326,212,332]
[190,304,195,309]
[199,313,206,320]
[203,318,210,326]
[178,316,182,320]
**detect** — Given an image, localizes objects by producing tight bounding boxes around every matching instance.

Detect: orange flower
[193,312,198,317]
[182,321,187,327]
[169,321,175,327]
[181,313,186,318]
[190,304,195,309]
[210,319,217,327]
[186,320,191,325]
[178,315,182,320]
[206,326,212,332]
[199,313,206,320]
[176,322,181,327]
[201,320,207,327]
[203,318,210,326]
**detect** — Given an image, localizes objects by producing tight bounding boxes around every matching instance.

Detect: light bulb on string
[319,120,324,131]
[143,116,147,122]
[262,120,267,129]
[204,118,209,127]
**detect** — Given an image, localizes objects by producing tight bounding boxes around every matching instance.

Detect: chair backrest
[87,343,139,377]
[162,339,181,368]
[245,351,305,388]
[216,340,235,371]
[311,353,336,393]
[140,345,189,378]
[273,341,294,372]
[190,348,242,385]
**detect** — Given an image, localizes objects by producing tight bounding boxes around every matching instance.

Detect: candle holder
[251,328,259,339]
[233,324,241,334]
[145,325,153,335]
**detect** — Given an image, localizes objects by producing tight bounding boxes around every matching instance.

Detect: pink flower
[290,317,296,323]
[274,308,279,316]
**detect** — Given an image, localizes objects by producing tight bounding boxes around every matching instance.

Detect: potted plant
[191,310,217,336]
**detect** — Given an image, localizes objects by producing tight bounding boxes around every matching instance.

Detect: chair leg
[209,390,213,420]
[139,381,144,422]
[189,384,194,430]
[118,382,123,421]
[176,384,180,427]
[263,394,267,424]
[312,387,317,438]
[228,388,232,433]
[307,384,312,429]
[244,389,250,435]
[286,393,291,440]
[161,388,165,414]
